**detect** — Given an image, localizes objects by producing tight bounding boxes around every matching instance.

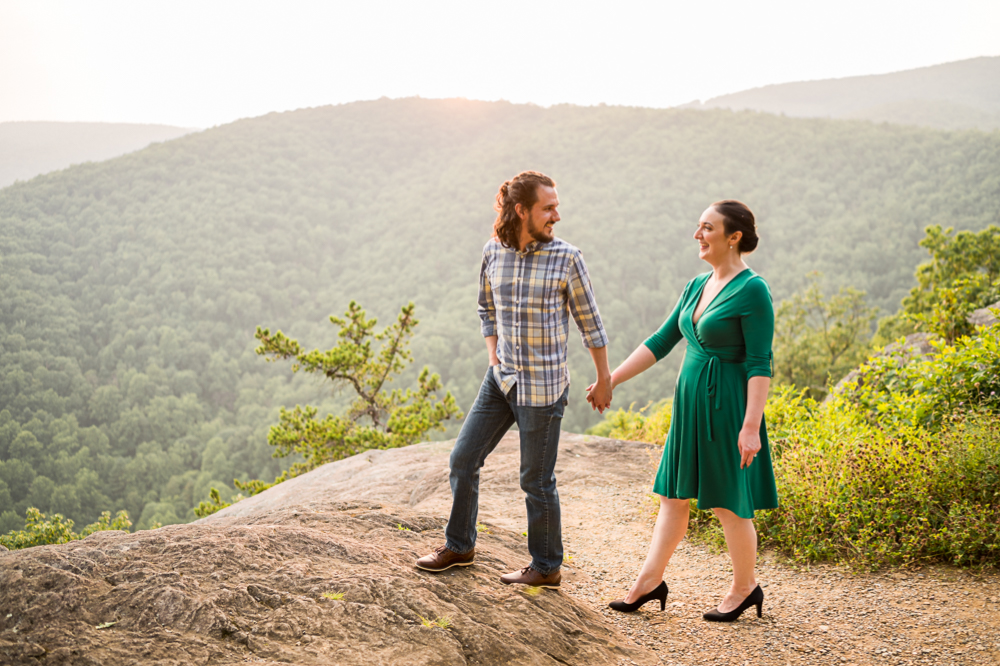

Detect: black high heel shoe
[702,584,764,622]
[608,581,668,613]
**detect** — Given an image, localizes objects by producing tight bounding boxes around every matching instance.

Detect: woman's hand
[738,425,761,469]
[585,381,613,413]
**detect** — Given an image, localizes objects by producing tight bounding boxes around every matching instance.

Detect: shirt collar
[516,240,542,257]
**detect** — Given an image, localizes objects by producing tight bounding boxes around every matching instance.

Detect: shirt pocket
[528,264,566,313]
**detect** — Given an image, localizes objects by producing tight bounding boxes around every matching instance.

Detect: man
[415,171,612,589]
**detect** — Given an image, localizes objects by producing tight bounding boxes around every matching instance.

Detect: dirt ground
[552,437,1000,666]
[1,431,998,665]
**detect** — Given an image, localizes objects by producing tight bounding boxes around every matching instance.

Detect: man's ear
[514,202,528,222]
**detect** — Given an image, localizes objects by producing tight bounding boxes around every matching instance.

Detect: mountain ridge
[0,121,198,188]
[690,56,1000,131]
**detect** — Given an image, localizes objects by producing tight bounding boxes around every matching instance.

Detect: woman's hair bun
[712,200,758,254]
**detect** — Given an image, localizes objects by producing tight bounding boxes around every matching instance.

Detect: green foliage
[233,302,462,496]
[878,225,1000,344]
[842,320,1000,428]
[0,507,131,550]
[760,394,999,569]
[772,273,877,398]
[192,487,236,518]
[2,98,999,529]
[585,399,672,443]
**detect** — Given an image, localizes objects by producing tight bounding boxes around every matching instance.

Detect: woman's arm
[611,344,657,389]
[587,283,690,409]
[738,277,775,468]
[738,376,769,468]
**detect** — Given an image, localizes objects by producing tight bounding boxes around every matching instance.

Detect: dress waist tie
[687,347,741,442]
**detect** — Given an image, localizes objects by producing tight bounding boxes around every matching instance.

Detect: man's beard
[525,213,554,243]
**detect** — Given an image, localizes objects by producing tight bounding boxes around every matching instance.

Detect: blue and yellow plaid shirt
[479,237,609,407]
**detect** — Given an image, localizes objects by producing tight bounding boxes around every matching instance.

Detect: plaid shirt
[479,237,608,407]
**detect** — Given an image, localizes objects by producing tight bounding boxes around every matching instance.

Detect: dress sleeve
[642,281,690,361]
[740,277,774,379]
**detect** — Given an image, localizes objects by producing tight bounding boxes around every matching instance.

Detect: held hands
[585,378,613,413]
[738,425,762,469]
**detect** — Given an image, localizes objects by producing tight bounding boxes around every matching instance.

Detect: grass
[321,592,344,601]
[419,615,452,629]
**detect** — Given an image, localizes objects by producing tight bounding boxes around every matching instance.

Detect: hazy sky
[2,0,998,128]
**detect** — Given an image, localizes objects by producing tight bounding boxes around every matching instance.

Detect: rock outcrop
[0,433,658,666]
[968,301,1000,327]
[828,332,938,399]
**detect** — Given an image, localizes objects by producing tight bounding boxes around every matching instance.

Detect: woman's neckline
[692,267,752,326]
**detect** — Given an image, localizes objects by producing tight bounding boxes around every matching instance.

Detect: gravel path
[555,467,1000,666]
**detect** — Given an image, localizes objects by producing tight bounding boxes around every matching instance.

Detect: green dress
[644,268,778,519]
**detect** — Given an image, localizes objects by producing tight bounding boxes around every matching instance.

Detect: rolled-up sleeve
[566,252,609,348]
[478,250,497,338]
[740,277,774,379]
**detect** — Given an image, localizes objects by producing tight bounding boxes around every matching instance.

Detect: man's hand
[586,346,613,413]
[585,378,613,413]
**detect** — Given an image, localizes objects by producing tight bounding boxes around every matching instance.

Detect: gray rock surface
[829,332,938,399]
[0,432,658,666]
[968,301,1000,327]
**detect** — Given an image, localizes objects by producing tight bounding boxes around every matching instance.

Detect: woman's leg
[712,507,758,612]
[624,497,689,602]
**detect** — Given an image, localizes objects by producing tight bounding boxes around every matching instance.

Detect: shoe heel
[756,601,762,618]
[660,597,666,611]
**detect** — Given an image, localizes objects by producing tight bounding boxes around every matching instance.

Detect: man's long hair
[493,171,555,249]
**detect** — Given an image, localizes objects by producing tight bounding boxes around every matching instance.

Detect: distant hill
[0,121,198,188]
[689,56,1000,131]
[1,98,998,531]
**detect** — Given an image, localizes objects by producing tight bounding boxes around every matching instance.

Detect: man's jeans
[445,368,568,575]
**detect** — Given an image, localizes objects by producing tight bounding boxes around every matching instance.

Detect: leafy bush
[761,394,999,568]
[842,317,1000,428]
[876,224,1000,344]
[0,507,132,550]
[586,399,672,443]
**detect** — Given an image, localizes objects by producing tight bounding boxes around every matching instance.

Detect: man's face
[522,185,560,244]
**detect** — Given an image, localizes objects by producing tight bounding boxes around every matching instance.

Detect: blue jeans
[445,368,568,575]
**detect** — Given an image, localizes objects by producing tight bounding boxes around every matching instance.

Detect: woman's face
[694,206,738,265]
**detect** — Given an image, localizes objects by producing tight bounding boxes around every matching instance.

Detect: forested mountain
[0,122,197,188]
[1,98,998,532]
[689,56,1000,131]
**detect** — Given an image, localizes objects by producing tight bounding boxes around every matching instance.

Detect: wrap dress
[644,268,778,518]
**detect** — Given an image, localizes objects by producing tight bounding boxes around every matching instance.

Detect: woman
[591,200,777,622]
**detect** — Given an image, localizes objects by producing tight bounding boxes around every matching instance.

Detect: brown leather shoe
[499,566,561,589]
[415,545,475,572]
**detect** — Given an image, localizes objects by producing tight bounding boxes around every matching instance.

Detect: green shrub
[842,319,1000,428]
[0,507,132,550]
[585,399,672,443]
